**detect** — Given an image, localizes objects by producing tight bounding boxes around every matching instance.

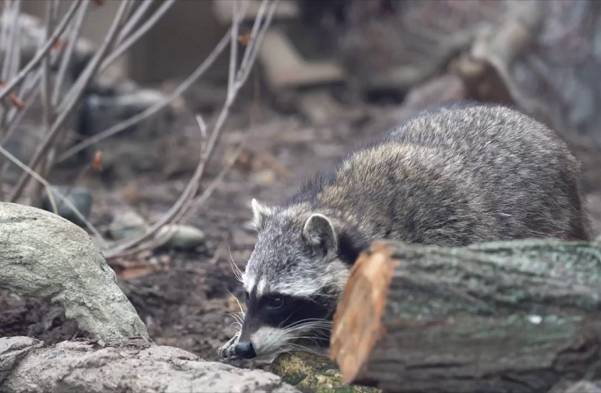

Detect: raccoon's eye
[266,296,285,309]
[245,291,250,302]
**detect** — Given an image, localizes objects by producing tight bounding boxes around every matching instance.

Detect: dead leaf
[92,150,102,171]
[238,34,251,45]
[120,265,161,280]
[52,38,68,52]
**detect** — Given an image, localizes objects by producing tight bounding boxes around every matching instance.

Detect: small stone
[88,89,167,122]
[41,186,92,227]
[157,225,206,250]
[251,169,276,186]
[108,210,148,240]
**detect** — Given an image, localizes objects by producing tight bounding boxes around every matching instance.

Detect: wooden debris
[259,29,346,90]
[330,239,601,393]
[453,0,549,123]
[212,0,299,23]
[296,90,366,126]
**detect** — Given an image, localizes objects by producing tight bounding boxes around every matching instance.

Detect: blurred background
[1,0,601,370]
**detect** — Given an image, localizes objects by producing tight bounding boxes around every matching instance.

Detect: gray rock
[41,186,93,227]
[88,89,166,120]
[558,381,601,393]
[0,337,43,385]
[157,225,206,250]
[0,202,149,343]
[109,210,148,240]
[1,338,300,393]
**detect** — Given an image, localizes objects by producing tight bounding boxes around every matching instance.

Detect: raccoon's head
[223,199,359,361]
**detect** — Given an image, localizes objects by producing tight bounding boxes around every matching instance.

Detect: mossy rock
[271,352,378,393]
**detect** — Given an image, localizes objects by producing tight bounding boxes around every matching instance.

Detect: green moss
[271,352,379,393]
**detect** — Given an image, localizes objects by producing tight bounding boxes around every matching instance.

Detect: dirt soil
[1,80,601,372]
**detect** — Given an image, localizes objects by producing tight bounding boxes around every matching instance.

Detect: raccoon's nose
[234,342,256,359]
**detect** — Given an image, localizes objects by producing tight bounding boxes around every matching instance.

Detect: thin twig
[0,0,21,200]
[30,0,57,207]
[56,28,232,162]
[43,0,92,192]
[52,0,91,107]
[116,0,156,45]
[99,0,176,77]
[104,0,270,258]
[236,0,279,87]
[0,144,107,247]
[1,0,20,82]
[0,0,82,103]
[45,180,58,215]
[110,136,248,260]
[9,0,130,202]
[178,134,248,225]
[237,0,268,81]
[7,0,21,90]
[227,0,241,102]
[196,114,208,140]
[0,1,11,59]
[1,85,37,144]
[51,0,174,114]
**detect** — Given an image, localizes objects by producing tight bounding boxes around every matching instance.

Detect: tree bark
[329,239,601,393]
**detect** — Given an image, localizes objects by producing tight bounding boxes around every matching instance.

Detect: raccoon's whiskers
[225,289,246,318]
[227,246,244,283]
[227,313,244,325]
[280,342,323,356]
[285,318,332,329]
[283,319,332,334]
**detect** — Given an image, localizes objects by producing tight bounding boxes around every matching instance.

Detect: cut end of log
[328,242,395,386]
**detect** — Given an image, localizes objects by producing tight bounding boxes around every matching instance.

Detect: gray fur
[224,103,592,360]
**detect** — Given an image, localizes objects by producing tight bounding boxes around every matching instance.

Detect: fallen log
[0,337,299,393]
[329,239,601,393]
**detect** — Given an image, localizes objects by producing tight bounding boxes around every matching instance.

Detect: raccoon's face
[219,199,350,361]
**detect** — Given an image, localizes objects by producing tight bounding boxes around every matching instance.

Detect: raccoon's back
[387,104,571,172]
[307,104,591,245]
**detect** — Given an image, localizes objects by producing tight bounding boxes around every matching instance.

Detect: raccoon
[219,103,591,361]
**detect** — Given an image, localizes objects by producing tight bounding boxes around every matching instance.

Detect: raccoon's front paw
[218,335,239,359]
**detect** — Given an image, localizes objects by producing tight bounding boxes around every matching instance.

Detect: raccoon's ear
[302,214,337,255]
[250,198,274,231]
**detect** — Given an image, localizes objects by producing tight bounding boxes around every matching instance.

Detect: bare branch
[29,0,58,207]
[9,0,130,202]
[104,0,274,259]
[1,0,21,83]
[195,114,208,140]
[56,28,232,162]
[0,0,82,103]
[52,0,91,106]
[0,0,22,200]
[0,143,107,247]
[117,0,156,44]
[178,133,248,225]
[0,0,276,262]
[98,0,176,75]
[227,0,242,102]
